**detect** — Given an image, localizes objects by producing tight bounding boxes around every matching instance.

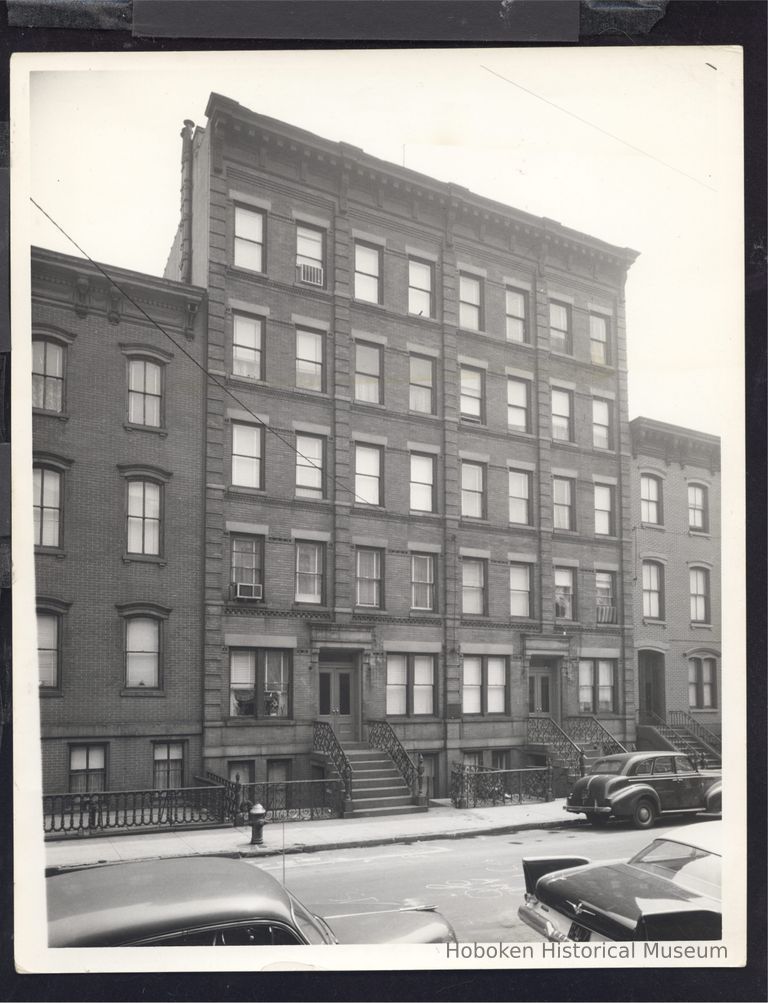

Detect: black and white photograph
[11,45,745,974]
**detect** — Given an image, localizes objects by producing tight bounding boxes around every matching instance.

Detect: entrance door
[318,665,357,742]
[528,666,555,718]
[638,651,666,723]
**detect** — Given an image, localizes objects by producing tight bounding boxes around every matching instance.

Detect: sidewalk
[46,798,578,871]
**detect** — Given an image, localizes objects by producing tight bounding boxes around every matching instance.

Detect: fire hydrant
[249,803,267,845]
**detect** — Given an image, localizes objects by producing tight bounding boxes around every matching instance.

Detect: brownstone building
[32,247,207,793]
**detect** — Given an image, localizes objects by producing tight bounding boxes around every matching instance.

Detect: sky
[18,47,743,436]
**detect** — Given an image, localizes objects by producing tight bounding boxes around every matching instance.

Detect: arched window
[127,480,162,555]
[689,657,717,709]
[32,339,65,412]
[128,358,163,427]
[690,567,711,624]
[642,561,665,619]
[640,474,663,525]
[688,483,710,532]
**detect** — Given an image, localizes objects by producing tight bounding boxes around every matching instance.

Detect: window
[549,301,571,354]
[690,567,711,623]
[408,258,434,317]
[295,434,325,499]
[554,567,575,619]
[231,535,264,590]
[153,742,184,789]
[409,354,435,413]
[461,461,485,519]
[355,444,382,506]
[594,483,615,536]
[459,274,482,330]
[386,654,436,716]
[354,241,382,303]
[354,341,383,404]
[507,378,531,433]
[590,314,610,365]
[296,224,325,286]
[128,359,162,427]
[459,366,484,422]
[462,558,486,615]
[592,398,613,449]
[410,553,435,610]
[69,745,106,793]
[551,388,573,442]
[127,480,161,555]
[410,453,436,512]
[296,328,324,392]
[505,288,528,343]
[578,660,616,713]
[295,541,324,604]
[688,484,709,532]
[356,548,383,608]
[125,618,160,688]
[232,313,263,381]
[230,649,292,718]
[509,563,532,617]
[508,468,532,525]
[231,423,263,489]
[32,339,64,412]
[640,475,663,525]
[689,657,717,709]
[553,477,575,531]
[642,561,664,619]
[37,612,59,688]
[33,466,61,547]
[234,205,265,272]
[462,655,507,715]
[595,570,617,624]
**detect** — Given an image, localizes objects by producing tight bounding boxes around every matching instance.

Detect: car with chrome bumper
[518,820,721,942]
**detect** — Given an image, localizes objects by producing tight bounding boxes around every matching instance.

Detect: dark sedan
[565,751,722,828]
[518,821,721,942]
[47,856,457,947]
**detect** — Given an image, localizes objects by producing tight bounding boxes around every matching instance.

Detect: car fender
[521,856,591,895]
[704,780,722,812]
[608,783,661,817]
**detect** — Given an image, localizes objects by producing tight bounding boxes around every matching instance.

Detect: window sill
[228,374,267,389]
[688,530,711,538]
[352,399,386,410]
[551,437,577,447]
[120,688,165,697]
[507,427,535,438]
[227,265,268,282]
[293,601,328,609]
[409,510,440,518]
[295,281,329,295]
[226,716,294,726]
[294,495,331,505]
[228,486,267,498]
[549,348,575,360]
[460,418,486,428]
[459,517,489,526]
[409,609,439,616]
[406,312,439,325]
[642,618,667,626]
[640,522,665,531]
[351,504,385,513]
[352,298,386,311]
[555,619,581,627]
[39,688,63,698]
[690,623,713,630]
[33,409,69,422]
[386,715,438,721]
[35,547,66,559]
[408,410,440,420]
[124,422,168,438]
[689,708,719,714]
[595,535,619,542]
[354,607,387,615]
[508,522,536,531]
[122,554,167,566]
[458,325,484,335]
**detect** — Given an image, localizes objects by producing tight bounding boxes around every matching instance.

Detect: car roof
[653,820,721,856]
[594,751,694,764]
[47,856,298,947]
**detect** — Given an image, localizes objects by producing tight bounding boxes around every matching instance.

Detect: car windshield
[588,759,625,775]
[629,838,721,898]
[288,892,334,945]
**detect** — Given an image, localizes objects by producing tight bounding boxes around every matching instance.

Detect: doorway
[638,650,666,723]
[528,659,559,721]
[317,653,359,743]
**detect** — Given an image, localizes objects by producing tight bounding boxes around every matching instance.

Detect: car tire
[589,815,610,827]
[632,799,656,829]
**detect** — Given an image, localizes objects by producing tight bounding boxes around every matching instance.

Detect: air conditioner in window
[297,263,324,287]
[235,582,263,600]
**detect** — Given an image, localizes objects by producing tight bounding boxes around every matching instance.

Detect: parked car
[518,820,721,942]
[47,856,457,946]
[564,751,722,828]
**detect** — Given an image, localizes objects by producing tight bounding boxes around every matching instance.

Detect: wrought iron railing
[450,764,552,808]
[527,717,583,775]
[563,716,627,756]
[313,720,353,804]
[43,786,228,836]
[366,719,424,800]
[237,779,344,822]
[643,712,717,767]
[596,604,617,624]
[668,711,722,755]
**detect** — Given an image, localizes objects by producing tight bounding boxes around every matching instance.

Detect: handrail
[642,713,718,766]
[450,763,552,808]
[366,719,424,800]
[668,711,721,754]
[313,721,353,804]
[563,716,627,756]
[527,717,582,773]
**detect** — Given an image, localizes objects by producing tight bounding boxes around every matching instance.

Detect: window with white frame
[595,570,617,624]
[295,541,324,603]
[354,241,382,303]
[640,474,663,525]
[579,659,616,713]
[459,274,482,330]
[459,366,484,422]
[509,563,532,617]
[386,654,436,716]
[590,314,610,365]
[554,566,575,619]
[410,453,436,512]
[296,224,325,286]
[356,547,383,608]
[505,288,528,343]
[33,466,61,548]
[126,480,161,556]
[354,341,383,404]
[462,558,486,614]
[125,617,160,688]
[594,483,615,536]
[690,567,711,623]
[549,301,571,354]
[295,433,324,499]
[232,313,263,381]
[508,468,532,525]
[551,388,573,442]
[234,205,265,272]
[355,444,382,505]
[592,398,613,449]
[153,742,184,789]
[462,655,507,715]
[295,328,324,392]
[409,354,435,413]
[688,484,709,532]
[461,461,485,519]
[642,561,664,619]
[507,377,531,433]
[410,553,435,610]
[231,535,264,590]
[230,649,292,718]
[408,258,434,317]
[128,358,163,427]
[32,339,64,412]
[37,612,60,688]
[69,745,106,793]
[553,476,575,531]
[689,657,717,709]
[231,423,263,489]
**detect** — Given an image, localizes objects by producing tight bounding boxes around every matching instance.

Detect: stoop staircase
[645,712,721,769]
[341,743,428,818]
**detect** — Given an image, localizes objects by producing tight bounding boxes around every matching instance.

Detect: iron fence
[236,778,345,822]
[450,763,552,809]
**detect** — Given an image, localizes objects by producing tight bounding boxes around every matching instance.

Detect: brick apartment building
[630,418,722,739]
[32,247,207,794]
[156,93,640,798]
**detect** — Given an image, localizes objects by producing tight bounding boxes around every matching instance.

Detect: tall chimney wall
[179,119,195,284]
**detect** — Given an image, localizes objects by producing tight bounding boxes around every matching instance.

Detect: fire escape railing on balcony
[366,719,425,800]
[527,717,583,775]
[562,716,627,756]
[668,711,722,756]
[313,720,354,805]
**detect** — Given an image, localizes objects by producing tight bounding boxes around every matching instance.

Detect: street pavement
[45,797,578,871]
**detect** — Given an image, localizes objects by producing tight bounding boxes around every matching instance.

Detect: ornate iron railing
[237,779,344,822]
[450,764,552,808]
[43,786,228,836]
[643,712,717,767]
[313,720,353,804]
[366,719,424,800]
[563,716,627,756]
[527,717,583,774]
[668,711,722,755]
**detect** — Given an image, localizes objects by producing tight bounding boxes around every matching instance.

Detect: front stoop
[341,745,428,818]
